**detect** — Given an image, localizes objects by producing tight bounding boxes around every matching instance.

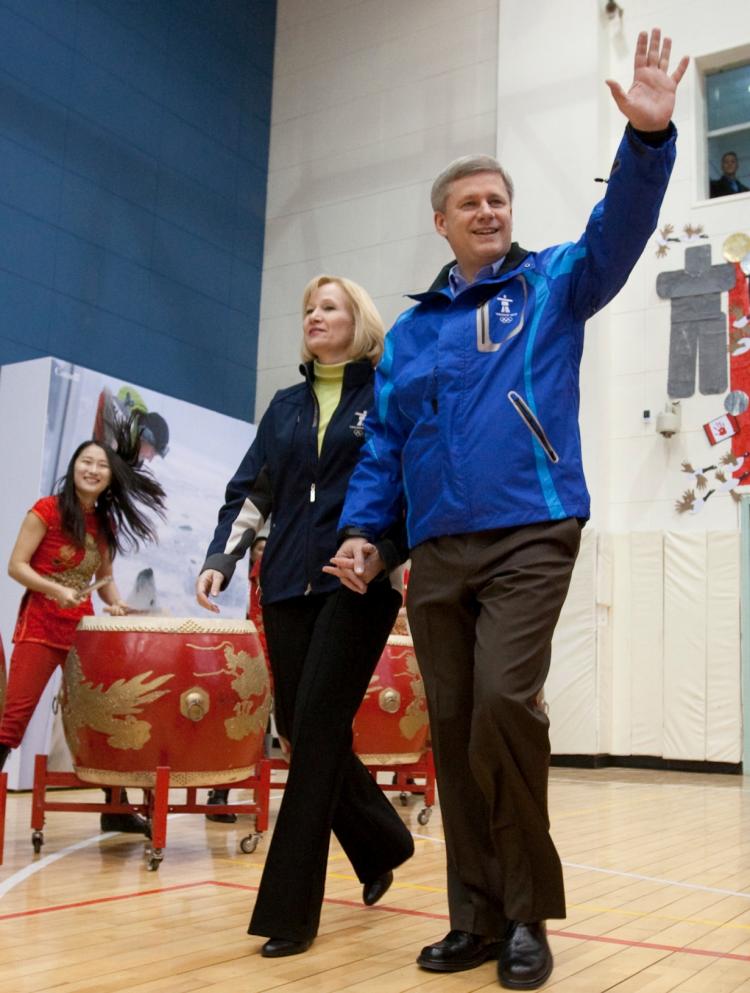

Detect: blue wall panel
[0,0,275,421]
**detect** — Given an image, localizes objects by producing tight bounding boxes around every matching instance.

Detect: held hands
[196,569,224,612]
[606,28,689,132]
[323,538,384,594]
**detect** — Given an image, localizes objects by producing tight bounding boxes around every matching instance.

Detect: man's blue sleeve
[338,332,409,540]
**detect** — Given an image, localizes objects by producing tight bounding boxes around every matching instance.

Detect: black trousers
[248,581,414,942]
[407,519,581,936]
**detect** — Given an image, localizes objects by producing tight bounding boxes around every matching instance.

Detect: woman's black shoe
[100,788,151,837]
[260,937,313,957]
[362,870,393,906]
[205,788,237,823]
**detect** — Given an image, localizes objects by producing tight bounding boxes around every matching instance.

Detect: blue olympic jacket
[339,124,677,549]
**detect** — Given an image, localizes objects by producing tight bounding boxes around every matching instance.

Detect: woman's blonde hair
[300,275,385,366]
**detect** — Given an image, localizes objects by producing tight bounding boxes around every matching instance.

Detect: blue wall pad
[0,0,276,421]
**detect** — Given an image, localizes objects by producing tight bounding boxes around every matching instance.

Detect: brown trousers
[407,518,581,936]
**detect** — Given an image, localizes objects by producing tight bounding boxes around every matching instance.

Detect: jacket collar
[409,242,532,302]
[300,359,372,387]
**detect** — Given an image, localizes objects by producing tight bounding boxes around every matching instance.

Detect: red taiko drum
[352,634,429,764]
[62,616,271,788]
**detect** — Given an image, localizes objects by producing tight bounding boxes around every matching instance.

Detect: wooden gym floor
[1,767,750,992]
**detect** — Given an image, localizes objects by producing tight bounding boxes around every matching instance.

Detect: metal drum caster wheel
[239,833,260,854]
[31,829,44,854]
[399,791,409,806]
[417,807,432,825]
[144,845,164,871]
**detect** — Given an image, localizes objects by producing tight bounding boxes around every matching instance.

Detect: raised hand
[606,28,689,132]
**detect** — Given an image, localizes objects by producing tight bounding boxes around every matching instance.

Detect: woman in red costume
[0,418,165,832]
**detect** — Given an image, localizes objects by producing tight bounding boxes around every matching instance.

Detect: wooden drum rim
[76,616,258,634]
[386,634,414,647]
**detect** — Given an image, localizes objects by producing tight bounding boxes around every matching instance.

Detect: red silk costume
[0,496,104,749]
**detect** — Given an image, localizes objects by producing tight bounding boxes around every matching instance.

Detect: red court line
[214,884,750,962]
[3,880,750,964]
[0,880,212,921]
[550,928,750,963]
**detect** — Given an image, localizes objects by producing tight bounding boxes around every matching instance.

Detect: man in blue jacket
[327,29,688,990]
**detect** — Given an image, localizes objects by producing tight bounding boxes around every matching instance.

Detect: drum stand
[363,748,436,825]
[29,753,272,870]
[269,748,436,825]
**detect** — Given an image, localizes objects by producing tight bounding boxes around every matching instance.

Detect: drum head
[77,615,257,634]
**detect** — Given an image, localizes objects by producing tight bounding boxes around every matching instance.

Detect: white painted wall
[601,4,750,534]
[495,0,748,761]
[257,0,498,413]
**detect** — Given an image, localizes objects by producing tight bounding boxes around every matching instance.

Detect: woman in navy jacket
[196,275,413,956]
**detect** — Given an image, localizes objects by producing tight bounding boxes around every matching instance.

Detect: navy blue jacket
[203,360,401,606]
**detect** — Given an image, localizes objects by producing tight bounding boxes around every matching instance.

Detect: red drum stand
[23,616,274,869]
[352,633,435,824]
[29,753,272,870]
[363,749,436,825]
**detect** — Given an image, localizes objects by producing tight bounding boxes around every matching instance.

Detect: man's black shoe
[260,937,313,957]
[417,929,501,972]
[498,921,553,989]
[363,870,393,906]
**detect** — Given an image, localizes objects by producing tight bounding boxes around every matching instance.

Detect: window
[706,61,750,198]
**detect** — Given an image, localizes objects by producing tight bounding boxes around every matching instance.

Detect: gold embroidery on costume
[55,534,102,592]
[62,648,173,750]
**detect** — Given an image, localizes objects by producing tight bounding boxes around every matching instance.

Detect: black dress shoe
[260,937,313,958]
[363,870,393,906]
[417,929,502,972]
[205,788,237,823]
[498,921,553,989]
[100,788,150,837]
[100,812,151,837]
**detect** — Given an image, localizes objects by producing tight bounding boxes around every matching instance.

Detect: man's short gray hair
[430,155,514,213]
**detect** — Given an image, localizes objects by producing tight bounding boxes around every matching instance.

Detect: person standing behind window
[710,151,749,197]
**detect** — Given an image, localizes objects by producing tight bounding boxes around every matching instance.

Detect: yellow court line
[324,841,435,868]
[325,870,447,894]
[215,863,750,931]
[568,901,750,933]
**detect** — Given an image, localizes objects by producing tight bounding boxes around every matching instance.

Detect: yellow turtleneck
[313,360,346,454]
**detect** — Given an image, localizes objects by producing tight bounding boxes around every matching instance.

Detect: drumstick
[83,576,114,595]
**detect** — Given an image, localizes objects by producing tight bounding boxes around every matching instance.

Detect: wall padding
[549,529,741,763]
[548,527,598,754]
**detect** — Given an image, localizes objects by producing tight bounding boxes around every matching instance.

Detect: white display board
[0,357,256,788]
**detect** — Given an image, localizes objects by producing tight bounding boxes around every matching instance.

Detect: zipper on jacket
[507,390,559,463]
[302,365,321,594]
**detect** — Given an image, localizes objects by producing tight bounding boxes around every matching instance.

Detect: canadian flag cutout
[703,413,740,445]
